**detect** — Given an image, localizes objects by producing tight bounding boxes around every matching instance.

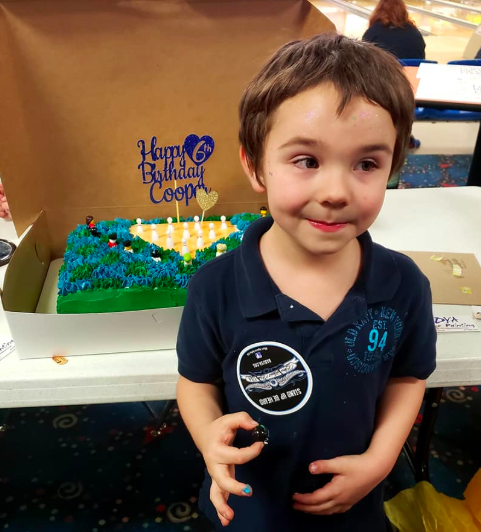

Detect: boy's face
[242,83,397,257]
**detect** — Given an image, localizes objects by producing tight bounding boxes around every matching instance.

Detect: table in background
[1,187,481,481]
[405,65,481,187]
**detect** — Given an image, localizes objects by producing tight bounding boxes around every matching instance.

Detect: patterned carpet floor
[1,386,480,532]
[398,154,471,189]
[1,154,479,531]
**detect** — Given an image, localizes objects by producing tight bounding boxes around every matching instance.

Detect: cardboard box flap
[1,211,51,312]
[0,0,334,237]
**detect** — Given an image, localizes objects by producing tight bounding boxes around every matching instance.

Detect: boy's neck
[260,221,362,275]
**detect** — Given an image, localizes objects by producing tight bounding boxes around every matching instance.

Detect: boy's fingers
[310,457,347,475]
[292,482,338,505]
[217,441,264,464]
[223,411,259,431]
[293,498,336,513]
[293,501,345,515]
[217,511,231,527]
[210,486,234,526]
[212,472,253,498]
[211,493,234,526]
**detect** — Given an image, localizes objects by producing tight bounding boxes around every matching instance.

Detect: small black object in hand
[252,424,269,444]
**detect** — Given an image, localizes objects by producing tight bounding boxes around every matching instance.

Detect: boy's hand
[292,453,387,515]
[210,474,234,527]
[198,412,264,521]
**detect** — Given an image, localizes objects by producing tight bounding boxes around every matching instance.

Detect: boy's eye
[355,160,378,172]
[294,157,319,169]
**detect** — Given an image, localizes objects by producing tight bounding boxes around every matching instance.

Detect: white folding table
[1,187,480,480]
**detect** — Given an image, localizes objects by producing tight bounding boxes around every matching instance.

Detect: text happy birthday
[137,134,215,206]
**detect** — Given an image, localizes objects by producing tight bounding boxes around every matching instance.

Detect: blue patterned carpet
[399,154,471,188]
[1,154,479,531]
[1,387,480,532]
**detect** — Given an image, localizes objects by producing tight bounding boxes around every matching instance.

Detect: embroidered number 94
[368,329,388,352]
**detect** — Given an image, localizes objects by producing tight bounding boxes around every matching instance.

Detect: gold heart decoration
[196,189,218,211]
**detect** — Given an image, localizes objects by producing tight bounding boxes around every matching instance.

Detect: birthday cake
[56,214,259,314]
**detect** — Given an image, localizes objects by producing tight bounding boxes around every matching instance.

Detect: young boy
[176,33,436,531]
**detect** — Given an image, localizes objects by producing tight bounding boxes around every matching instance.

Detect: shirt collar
[359,231,401,304]
[235,217,401,319]
[235,216,279,319]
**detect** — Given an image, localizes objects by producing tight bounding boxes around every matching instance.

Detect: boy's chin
[307,242,352,256]
[294,236,355,257]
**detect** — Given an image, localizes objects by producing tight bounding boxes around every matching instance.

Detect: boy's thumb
[309,457,344,475]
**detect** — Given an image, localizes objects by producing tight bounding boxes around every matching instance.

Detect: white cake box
[0,0,332,359]
[2,212,186,359]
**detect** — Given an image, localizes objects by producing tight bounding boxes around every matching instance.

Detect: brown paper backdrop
[0,0,334,254]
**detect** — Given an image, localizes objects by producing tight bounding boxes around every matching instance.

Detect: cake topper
[182,222,190,240]
[194,215,200,232]
[124,240,133,253]
[166,229,174,250]
[86,215,99,237]
[220,215,228,230]
[196,189,218,225]
[216,243,227,257]
[260,206,268,217]
[208,222,216,242]
[181,238,189,256]
[151,223,159,242]
[183,252,192,267]
[173,179,180,226]
[196,229,204,249]
[151,249,162,262]
[136,218,143,234]
[108,233,117,248]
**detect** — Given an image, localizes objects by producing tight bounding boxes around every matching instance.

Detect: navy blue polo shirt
[177,216,436,532]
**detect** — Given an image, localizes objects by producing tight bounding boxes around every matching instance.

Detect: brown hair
[239,33,414,180]
[369,0,414,28]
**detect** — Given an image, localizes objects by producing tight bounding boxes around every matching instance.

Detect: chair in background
[400,59,438,120]
[404,59,481,121]
[399,59,437,67]
[424,58,481,120]
[447,59,481,66]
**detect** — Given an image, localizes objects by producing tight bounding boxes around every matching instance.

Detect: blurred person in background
[363,0,425,155]
[362,0,425,60]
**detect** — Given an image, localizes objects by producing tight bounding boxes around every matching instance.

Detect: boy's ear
[239,146,266,193]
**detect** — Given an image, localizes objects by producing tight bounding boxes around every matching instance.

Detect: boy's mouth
[307,219,348,232]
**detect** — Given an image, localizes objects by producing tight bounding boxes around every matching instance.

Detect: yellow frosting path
[129,221,236,256]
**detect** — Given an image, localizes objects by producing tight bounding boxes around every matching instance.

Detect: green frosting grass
[57,285,187,314]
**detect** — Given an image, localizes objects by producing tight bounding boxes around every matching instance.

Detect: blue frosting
[148,259,179,279]
[91,264,127,280]
[174,274,189,288]
[58,213,258,296]
[122,275,153,288]
[227,231,243,242]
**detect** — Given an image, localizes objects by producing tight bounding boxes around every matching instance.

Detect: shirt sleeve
[176,283,225,384]
[390,277,437,380]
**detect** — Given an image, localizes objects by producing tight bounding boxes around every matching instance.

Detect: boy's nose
[315,172,350,208]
